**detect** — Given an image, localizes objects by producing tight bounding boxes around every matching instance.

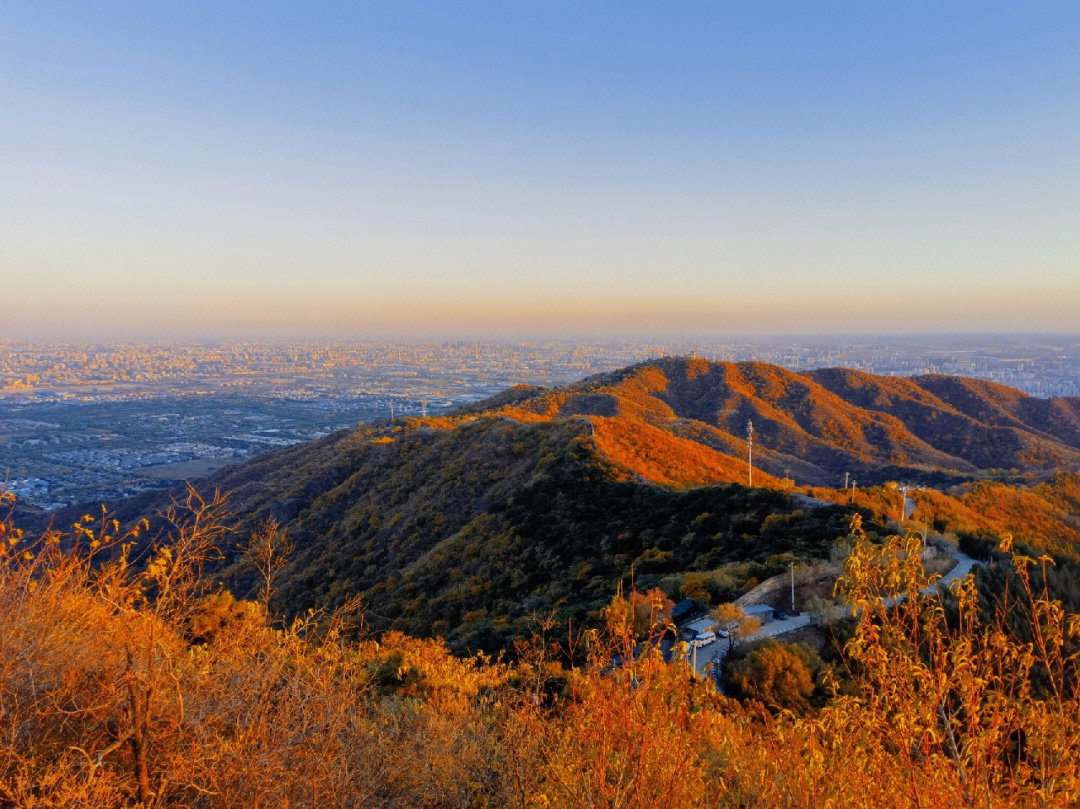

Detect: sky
[3,2,1079,341]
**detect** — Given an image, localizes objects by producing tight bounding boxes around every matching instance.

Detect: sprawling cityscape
[3,335,1078,510]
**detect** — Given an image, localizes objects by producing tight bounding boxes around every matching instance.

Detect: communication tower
[747,419,754,487]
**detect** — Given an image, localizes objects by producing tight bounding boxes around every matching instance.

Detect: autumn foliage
[479,358,1080,488]
[2,491,1079,808]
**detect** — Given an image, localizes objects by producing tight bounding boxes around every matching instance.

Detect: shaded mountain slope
[806,368,1080,472]
[276,419,856,653]
[913,375,1080,451]
[95,413,859,654]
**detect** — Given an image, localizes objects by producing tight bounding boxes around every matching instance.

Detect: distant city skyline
[4,3,1080,340]
[6,333,1080,508]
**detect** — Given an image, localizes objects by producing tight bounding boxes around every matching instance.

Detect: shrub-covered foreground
[1,492,1078,808]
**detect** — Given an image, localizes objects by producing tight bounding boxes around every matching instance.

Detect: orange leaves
[590,415,769,487]
[828,516,1080,807]
[3,486,1079,807]
[726,643,815,712]
[516,647,726,809]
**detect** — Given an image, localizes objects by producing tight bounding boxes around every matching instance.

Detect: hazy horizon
[5,3,1079,341]
[6,332,1080,358]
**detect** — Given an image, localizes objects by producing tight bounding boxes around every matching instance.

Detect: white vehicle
[691,630,716,647]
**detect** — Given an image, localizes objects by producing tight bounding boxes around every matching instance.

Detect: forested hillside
[3,496,1078,808]
[22,357,1080,653]
[100,414,862,654]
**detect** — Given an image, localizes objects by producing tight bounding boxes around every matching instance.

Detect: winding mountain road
[687,543,980,680]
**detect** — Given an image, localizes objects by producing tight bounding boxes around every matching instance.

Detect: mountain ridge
[462,357,1080,486]
[15,357,1080,653]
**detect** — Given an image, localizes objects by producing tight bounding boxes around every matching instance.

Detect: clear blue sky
[3,2,1079,340]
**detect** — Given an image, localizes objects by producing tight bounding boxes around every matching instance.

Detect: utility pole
[844,471,850,491]
[850,481,857,503]
[746,419,754,487]
[790,561,796,614]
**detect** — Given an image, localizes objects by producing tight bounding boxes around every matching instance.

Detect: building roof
[671,598,699,622]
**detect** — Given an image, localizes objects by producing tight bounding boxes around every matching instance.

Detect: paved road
[882,545,979,609]
[747,613,812,641]
[752,543,978,641]
[687,543,980,682]
[934,546,978,588]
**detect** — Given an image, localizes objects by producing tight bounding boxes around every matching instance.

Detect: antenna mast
[746,419,754,487]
